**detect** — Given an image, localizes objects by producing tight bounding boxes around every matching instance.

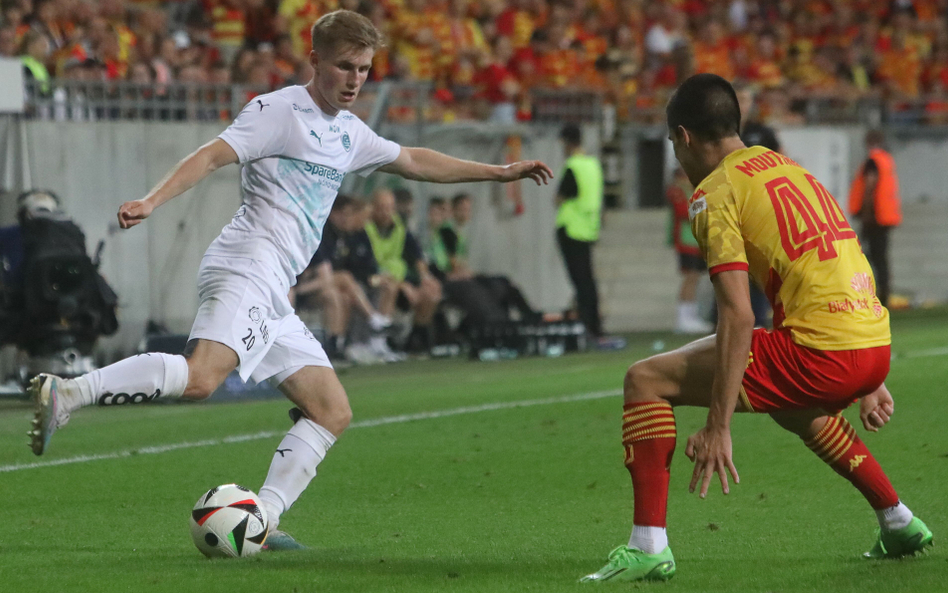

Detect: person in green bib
[366,188,442,352]
[556,124,604,338]
[20,30,51,98]
[423,197,451,276]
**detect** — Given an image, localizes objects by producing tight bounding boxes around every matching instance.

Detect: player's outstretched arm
[378,147,553,185]
[686,270,753,498]
[117,139,239,229]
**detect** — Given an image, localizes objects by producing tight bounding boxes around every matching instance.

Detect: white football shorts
[189,255,331,385]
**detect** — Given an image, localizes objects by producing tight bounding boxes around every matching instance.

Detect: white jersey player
[28,10,553,550]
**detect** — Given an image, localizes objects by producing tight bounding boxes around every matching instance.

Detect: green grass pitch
[1,309,946,593]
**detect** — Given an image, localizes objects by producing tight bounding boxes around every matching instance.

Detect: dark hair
[666,73,741,142]
[451,193,471,207]
[559,124,581,146]
[331,193,352,212]
[865,129,885,148]
[428,196,446,208]
[393,187,413,206]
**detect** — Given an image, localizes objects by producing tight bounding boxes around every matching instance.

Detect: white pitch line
[0,389,622,473]
[894,346,948,360]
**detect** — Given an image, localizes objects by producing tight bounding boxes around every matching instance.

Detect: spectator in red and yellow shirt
[278,0,334,56]
[496,0,537,49]
[691,20,734,81]
[475,34,520,121]
[539,24,579,88]
[576,9,609,67]
[747,33,784,88]
[447,0,488,62]
[878,29,923,98]
[394,0,451,81]
[924,43,948,91]
[206,0,246,62]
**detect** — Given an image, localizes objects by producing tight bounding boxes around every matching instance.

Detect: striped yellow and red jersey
[689,146,890,351]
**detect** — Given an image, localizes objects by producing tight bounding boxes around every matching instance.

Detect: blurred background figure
[366,188,441,356]
[848,130,903,308]
[665,168,711,334]
[393,187,416,233]
[0,191,118,380]
[555,124,604,340]
[292,195,392,363]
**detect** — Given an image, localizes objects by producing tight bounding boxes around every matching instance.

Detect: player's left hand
[500,160,554,185]
[686,425,740,499]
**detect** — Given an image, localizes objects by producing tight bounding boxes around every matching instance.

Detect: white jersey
[210,85,401,287]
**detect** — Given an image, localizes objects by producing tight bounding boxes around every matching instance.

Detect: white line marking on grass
[0,389,622,473]
[893,346,948,360]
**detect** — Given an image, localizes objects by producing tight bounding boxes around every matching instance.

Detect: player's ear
[309,50,318,71]
[677,125,692,148]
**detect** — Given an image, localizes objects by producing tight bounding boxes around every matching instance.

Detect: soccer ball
[189,484,269,558]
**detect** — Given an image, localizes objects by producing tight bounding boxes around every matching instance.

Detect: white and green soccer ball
[189,484,269,558]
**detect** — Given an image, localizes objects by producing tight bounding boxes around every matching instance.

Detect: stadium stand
[4,0,948,124]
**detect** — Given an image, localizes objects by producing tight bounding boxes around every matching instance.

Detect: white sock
[629,525,668,554]
[876,501,913,531]
[70,353,189,411]
[677,301,698,328]
[676,303,687,328]
[684,301,699,322]
[258,417,336,530]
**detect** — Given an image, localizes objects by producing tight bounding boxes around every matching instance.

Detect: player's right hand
[117,199,154,229]
[859,385,894,432]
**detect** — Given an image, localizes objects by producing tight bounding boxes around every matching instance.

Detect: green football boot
[262,529,307,552]
[864,517,933,559]
[580,546,676,583]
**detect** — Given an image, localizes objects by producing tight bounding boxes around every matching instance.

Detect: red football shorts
[740,328,890,414]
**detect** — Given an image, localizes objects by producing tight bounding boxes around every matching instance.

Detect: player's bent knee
[298,397,352,434]
[623,361,658,404]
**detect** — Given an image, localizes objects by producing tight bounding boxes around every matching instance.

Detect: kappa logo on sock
[849,454,867,472]
[98,389,161,406]
[275,448,292,457]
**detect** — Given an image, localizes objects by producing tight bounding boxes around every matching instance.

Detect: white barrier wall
[13,120,241,355]
[1,119,946,352]
[3,119,581,355]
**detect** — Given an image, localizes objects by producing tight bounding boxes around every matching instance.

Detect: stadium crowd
[4,0,948,123]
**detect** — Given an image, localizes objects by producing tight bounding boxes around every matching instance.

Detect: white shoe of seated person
[369,336,407,363]
[675,317,714,335]
[368,312,393,332]
[345,343,383,365]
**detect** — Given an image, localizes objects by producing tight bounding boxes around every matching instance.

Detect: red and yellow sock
[804,416,899,510]
[622,400,677,527]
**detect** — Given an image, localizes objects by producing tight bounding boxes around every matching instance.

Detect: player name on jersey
[734,150,801,178]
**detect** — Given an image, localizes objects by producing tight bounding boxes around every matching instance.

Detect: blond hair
[310,10,384,57]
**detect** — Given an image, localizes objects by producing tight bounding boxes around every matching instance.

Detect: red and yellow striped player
[582,74,933,584]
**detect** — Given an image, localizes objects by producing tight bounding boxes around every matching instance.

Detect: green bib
[556,154,603,242]
[425,226,450,273]
[365,215,408,282]
[21,56,50,94]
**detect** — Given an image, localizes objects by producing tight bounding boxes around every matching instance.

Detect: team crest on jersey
[688,189,707,221]
[342,132,351,152]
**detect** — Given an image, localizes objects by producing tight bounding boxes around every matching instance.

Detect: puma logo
[275,448,292,457]
[310,130,322,145]
[256,100,270,111]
